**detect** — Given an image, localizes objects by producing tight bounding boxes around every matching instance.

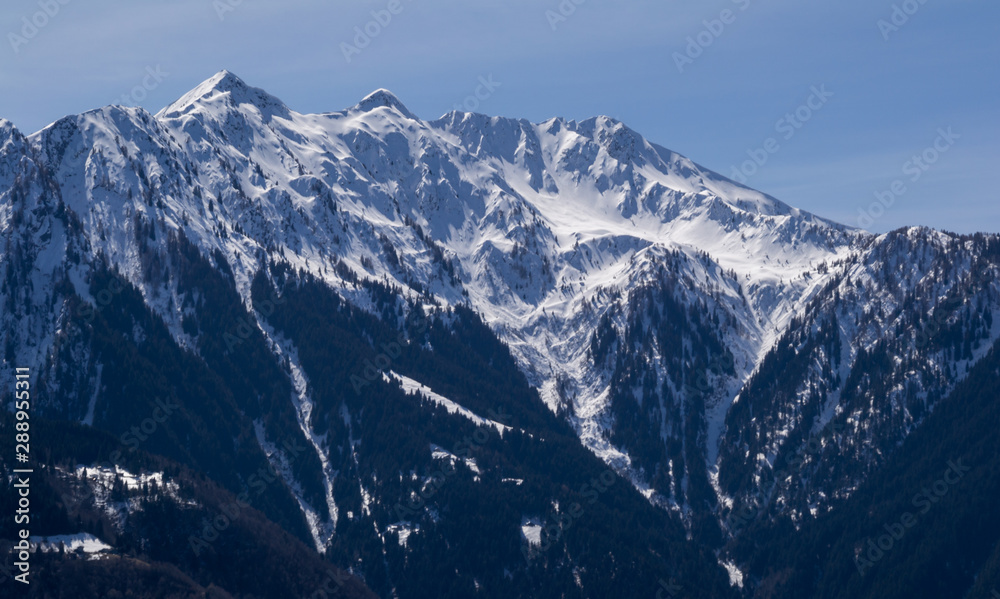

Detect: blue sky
[1,0,997,233]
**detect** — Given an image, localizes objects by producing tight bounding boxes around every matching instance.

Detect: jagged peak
[354,89,415,119]
[156,70,289,120]
[578,114,624,129]
[0,118,20,142]
[431,110,532,133]
[0,118,27,159]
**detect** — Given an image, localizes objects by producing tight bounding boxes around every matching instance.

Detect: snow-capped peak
[156,70,289,120]
[354,88,416,119]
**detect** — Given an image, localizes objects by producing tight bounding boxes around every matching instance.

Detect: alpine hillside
[2,71,998,598]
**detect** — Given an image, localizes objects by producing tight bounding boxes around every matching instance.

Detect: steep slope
[728,332,1000,599]
[718,230,1000,533]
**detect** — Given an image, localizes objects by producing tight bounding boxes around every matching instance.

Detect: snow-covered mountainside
[2,71,998,597]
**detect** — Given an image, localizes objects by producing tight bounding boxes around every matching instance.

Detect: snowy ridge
[385,370,512,434]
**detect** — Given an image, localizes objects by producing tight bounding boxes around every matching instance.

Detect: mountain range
[2,71,998,599]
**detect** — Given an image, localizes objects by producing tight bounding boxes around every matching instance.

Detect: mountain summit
[354,88,416,119]
[157,69,290,119]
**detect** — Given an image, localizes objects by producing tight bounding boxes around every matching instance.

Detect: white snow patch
[521,517,543,547]
[430,443,481,475]
[721,559,744,588]
[386,522,419,547]
[31,533,112,554]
